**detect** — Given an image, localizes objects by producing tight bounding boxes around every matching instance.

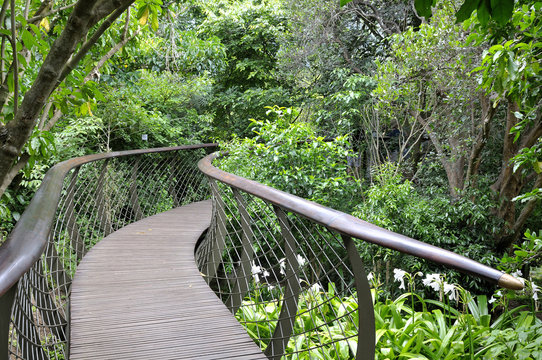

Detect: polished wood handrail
[198,152,523,290]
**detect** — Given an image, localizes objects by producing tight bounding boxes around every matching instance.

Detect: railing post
[33,260,67,341]
[226,188,255,313]
[96,159,113,236]
[203,179,228,280]
[44,243,72,295]
[129,159,144,221]
[341,235,375,360]
[13,273,48,360]
[0,282,16,360]
[65,167,84,260]
[168,157,183,207]
[264,206,302,360]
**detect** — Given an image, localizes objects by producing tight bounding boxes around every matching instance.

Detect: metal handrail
[198,151,523,291]
[1,143,217,359]
[0,144,523,360]
[0,144,217,297]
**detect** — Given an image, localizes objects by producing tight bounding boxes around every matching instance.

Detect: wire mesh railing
[0,144,216,360]
[0,145,523,360]
[197,152,524,360]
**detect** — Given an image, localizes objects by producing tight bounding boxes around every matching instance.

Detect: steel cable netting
[3,147,520,360]
[7,148,210,359]
[196,180,369,360]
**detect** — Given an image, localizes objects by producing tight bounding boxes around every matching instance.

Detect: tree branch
[501,172,542,248]
[27,3,77,25]
[0,153,29,195]
[38,100,53,130]
[57,3,131,88]
[10,0,18,116]
[88,0,133,29]
[465,94,496,186]
[123,7,130,40]
[0,0,8,29]
[43,109,62,132]
[519,116,542,150]
[1,34,5,84]
[23,0,30,19]
[84,28,140,82]
[0,0,139,193]
[1,0,101,165]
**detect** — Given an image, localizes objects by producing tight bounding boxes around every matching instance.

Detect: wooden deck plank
[70,200,266,360]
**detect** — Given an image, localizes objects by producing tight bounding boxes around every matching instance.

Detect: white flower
[532,282,540,301]
[251,261,261,275]
[251,261,262,283]
[393,268,407,290]
[422,273,441,292]
[296,254,307,267]
[310,283,322,293]
[263,270,270,277]
[443,282,457,301]
[367,272,374,281]
[279,258,286,275]
[488,296,496,304]
[267,285,275,291]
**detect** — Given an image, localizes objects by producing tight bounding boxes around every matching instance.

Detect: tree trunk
[492,100,542,249]
[465,94,495,188]
[0,0,135,198]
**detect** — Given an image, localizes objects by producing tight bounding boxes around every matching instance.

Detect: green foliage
[499,230,542,275]
[312,69,376,138]
[54,116,106,159]
[199,0,285,89]
[219,106,360,211]
[237,283,358,359]
[353,162,501,294]
[373,291,541,360]
[198,0,294,139]
[238,278,542,359]
[23,129,56,177]
[405,0,516,25]
[211,85,293,139]
[471,2,541,108]
[126,28,226,74]
[480,312,542,359]
[54,70,213,158]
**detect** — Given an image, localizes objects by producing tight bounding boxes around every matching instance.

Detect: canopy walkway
[71,201,265,360]
[0,145,523,360]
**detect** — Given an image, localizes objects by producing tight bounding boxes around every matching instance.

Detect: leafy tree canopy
[341,0,516,26]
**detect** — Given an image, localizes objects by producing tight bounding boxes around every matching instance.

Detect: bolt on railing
[0,144,216,360]
[197,152,524,360]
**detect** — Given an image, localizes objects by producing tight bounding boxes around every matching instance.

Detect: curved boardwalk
[70,200,266,360]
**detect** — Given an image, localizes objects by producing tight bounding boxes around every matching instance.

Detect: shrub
[219,106,360,212]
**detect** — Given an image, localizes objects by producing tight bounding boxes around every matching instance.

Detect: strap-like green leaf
[455,0,481,23]
[414,0,435,18]
[477,0,491,26]
[490,0,514,25]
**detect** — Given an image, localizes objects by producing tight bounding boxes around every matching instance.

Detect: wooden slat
[70,201,266,360]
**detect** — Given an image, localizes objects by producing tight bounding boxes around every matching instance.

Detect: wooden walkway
[70,200,267,360]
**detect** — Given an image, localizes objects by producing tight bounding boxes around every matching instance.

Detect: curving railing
[197,152,524,360]
[0,145,522,360]
[0,144,216,360]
